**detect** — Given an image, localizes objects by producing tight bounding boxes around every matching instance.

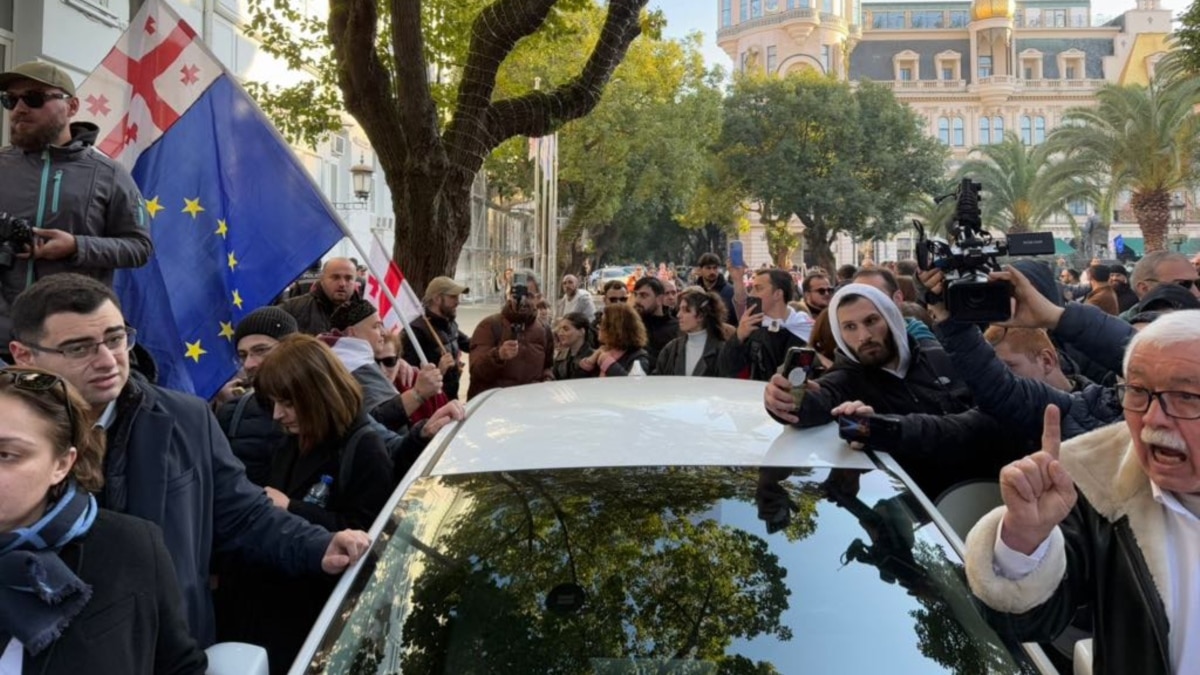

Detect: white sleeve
[993,520,1052,579]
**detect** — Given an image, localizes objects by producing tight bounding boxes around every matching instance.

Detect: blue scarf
[0,481,98,655]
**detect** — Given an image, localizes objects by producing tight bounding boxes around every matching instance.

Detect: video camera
[914,178,1055,323]
[0,212,34,271]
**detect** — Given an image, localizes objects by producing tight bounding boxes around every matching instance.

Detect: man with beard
[1109,264,1139,313]
[280,257,359,334]
[695,252,737,325]
[0,62,152,360]
[468,275,553,398]
[557,273,595,319]
[403,276,469,400]
[800,271,833,318]
[964,311,1200,675]
[763,283,1013,498]
[633,277,679,368]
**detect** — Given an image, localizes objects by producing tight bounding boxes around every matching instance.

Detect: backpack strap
[337,424,373,496]
[228,391,254,437]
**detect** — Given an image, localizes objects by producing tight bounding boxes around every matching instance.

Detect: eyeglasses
[376,356,399,368]
[809,288,834,296]
[1116,385,1200,420]
[0,91,73,110]
[237,343,275,363]
[1147,278,1197,291]
[27,328,136,361]
[1,370,77,441]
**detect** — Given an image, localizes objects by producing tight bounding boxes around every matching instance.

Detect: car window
[302,466,1038,674]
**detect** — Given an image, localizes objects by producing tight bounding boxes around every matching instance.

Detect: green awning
[1053,239,1075,255]
[1173,238,1200,255]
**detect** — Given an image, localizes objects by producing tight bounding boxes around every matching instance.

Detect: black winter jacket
[215,392,283,486]
[402,311,469,399]
[577,348,651,377]
[552,345,595,381]
[641,312,680,370]
[781,337,1018,498]
[279,285,357,335]
[965,424,1173,675]
[936,319,1123,442]
[700,273,738,325]
[718,325,807,381]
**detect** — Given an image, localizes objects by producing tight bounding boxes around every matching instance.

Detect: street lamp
[333,155,375,210]
[1170,193,1186,252]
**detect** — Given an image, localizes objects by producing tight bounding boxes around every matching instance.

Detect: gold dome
[971,0,1015,21]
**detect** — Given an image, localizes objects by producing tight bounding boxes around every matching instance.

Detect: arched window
[1020,116,1032,145]
[993,116,1004,142]
[953,117,964,146]
[1034,116,1046,144]
[938,117,950,145]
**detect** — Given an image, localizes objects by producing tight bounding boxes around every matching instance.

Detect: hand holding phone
[778,347,818,411]
[837,413,903,451]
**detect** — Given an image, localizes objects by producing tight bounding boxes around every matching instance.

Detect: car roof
[426,377,876,476]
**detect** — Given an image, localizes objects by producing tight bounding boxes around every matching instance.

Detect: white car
[212,378,1066,675]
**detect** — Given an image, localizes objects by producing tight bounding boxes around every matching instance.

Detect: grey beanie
[233,306,298,345]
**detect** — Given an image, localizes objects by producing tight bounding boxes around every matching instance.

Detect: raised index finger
[1041,404,1062,459]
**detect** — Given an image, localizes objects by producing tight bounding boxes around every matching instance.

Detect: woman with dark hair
[0,368,205,675]
[655,287,731,376]
[552,312,596,381]
[577,302,651,377]
[220,334,393,674]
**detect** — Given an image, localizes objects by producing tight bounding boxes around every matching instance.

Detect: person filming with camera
[468,272,553,398]
[0,62,152,363]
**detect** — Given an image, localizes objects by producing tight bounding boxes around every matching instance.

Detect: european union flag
[76,0,344,398]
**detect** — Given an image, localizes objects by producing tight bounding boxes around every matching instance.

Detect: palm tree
[1047,73,1200,252]
[957,133,1092,234]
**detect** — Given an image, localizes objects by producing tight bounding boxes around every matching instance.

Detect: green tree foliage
[957,133,1092,233]
[710,73,946,271]
[245,0,650,292]
[1047,72,1200,252]
[1176,0,1200,75]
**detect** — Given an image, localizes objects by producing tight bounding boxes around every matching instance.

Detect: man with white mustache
[964,309,1200,675]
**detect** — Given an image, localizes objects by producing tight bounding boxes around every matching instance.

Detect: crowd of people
[3,55,1200,674]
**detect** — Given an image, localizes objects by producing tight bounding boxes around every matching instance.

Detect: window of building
[938,117,951,145]
[949,10,969,27]
[1014,9,1024,27]
[1071,7,1087,26]
[936,51,961,81]
[821,44,831,73]
[993,116,1004,142]
[943,67,955,80]
[872,11,905,28]
[722,0,733,26]
[1049,9,1067,26]
[900,67,913,81]
[1065,65,1076,79]
[1020,50,1043,80]
[1034,116,1046,144]
[979,118,990,145]
[822,0,833,13]
[953,117,965,146]
[1025,8,1041,26]
[893,50,920,81]
[1068,199,1089,216]
[1059,50,1086,80]
[741,0,749,21]
[751,0,763,18]
[767,45,778,72]
[1020,115,1032,145]
[853,0,862,24]
[978,55,992,78]
[911,10,944,27]
[766,0,779,11]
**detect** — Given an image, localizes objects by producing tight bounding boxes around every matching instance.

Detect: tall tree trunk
[1131,189,1170,253]
[804,224,836,273]
[389,169,474,297]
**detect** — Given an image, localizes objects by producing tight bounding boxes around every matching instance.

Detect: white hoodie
[827,283,912,378]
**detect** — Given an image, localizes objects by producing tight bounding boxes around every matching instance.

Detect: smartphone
[728,240,746,268]
[837,414,903,450]
[746,296,763,316]
[778,347,817,381]
[837,416,872,443]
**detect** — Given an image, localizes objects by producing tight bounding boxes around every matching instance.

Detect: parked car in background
[265,378,1061,675]
[591,266,632,292]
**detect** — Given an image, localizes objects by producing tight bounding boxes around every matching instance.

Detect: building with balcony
[716,0,1194,266]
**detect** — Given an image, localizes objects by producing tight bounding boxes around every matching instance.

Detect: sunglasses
[376,356,399,368]
[1,369,77,442]
[809,288,834,296]
[1148,278,1197,291]
[0,91,73,110]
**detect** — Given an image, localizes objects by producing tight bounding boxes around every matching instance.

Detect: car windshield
[302,466,1037,674]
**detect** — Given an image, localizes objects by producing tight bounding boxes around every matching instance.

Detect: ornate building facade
[716,0,1193,267]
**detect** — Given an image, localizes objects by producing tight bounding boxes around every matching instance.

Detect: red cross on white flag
[366,232,425,332]
[75,1,221,168]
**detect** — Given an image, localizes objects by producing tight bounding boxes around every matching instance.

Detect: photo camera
[914,178,1055,323]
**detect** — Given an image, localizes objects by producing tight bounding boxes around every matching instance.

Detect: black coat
[215,391,284,486]
[216,415,393,675]
[401,311,469,399]
[781,337,1018,499]
[640,312,680,370]
[279,286,355,336]
[103,375,331,647]
[655,333,725,377]
[576,348,650,377]
[23,510,207,675]
[718,325,807,381]
[552,344,594,381]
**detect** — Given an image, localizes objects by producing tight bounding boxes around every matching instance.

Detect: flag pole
[343,227,431,365]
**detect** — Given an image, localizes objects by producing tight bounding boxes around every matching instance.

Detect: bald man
[280,257,359,334]
[557,273,596,319]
